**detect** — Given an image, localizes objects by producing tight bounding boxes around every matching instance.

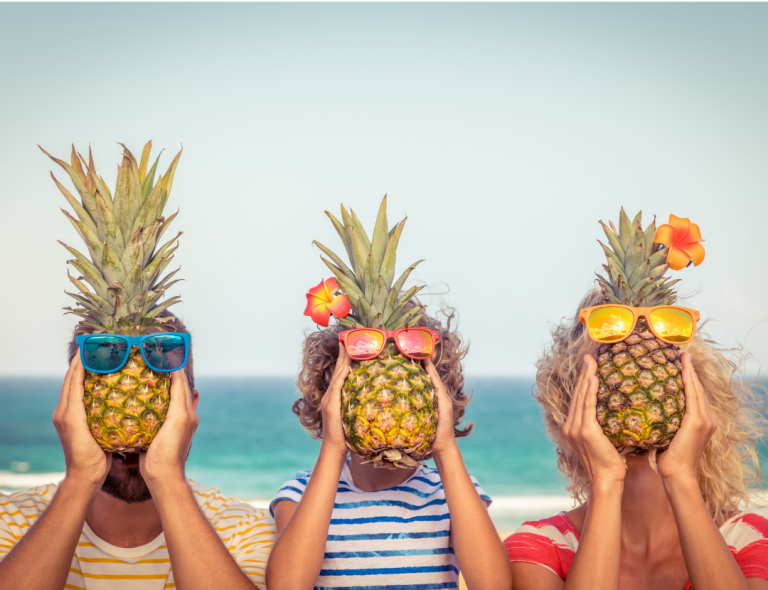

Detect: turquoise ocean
[2,377,765,532]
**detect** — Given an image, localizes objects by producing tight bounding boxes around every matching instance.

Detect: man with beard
[0,326,275,589]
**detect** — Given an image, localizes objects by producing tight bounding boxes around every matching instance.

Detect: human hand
[563,355,627,486]
[53,353,112,491]
[423,357,458,458]
[657,352,717,483]
[319,346,352,459]
[140,369,198,489]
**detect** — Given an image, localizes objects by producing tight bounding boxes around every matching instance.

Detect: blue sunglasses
[75,333,191,374]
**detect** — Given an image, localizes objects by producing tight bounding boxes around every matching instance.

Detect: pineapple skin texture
[342,342,438,468]
[595,321,685,451]
[83,346,170,453]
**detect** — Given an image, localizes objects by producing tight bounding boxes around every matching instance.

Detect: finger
[65,354,86,410]
[566,359,588,423]
[680,353,701,416]
[685,354,715,425]
[686,355,708,406]
[565,358,588,429]
[583,375,599,418]
[335,345,351,370]
[570,356,593,425]
[170,370,191,414]
[422,359,446,392]
[55,355,80,423]
[58,354,79,409]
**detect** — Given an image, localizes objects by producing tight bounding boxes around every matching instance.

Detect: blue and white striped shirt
[270,461,492,590]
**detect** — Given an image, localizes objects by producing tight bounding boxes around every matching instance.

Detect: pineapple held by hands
[313,196,438,469]
[591,209,704,460]
[42,142,183,453]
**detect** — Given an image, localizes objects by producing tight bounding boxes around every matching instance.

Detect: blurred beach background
[2,376,767,534]
[1,3,768,536]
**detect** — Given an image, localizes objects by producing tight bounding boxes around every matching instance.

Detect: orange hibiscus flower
[304,278,351,327]
[653,214,705,271]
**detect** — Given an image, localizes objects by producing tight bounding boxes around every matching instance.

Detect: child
[266,313,511,590]
[265,196,509,590]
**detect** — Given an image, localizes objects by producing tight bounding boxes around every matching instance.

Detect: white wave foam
[0,471,65,492]
[488,495,576,515]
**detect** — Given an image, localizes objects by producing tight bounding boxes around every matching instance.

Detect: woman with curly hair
[266,310,512,590]
[504,288,768,590]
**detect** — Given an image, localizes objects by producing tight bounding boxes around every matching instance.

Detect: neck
[347,454,417,492]
[86,491,163,548]
[617,454,679,553]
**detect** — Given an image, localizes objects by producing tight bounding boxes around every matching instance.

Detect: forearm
[0,478,95,590]
[433,444,511,590]
[664,476,751,590]
[151,478,254,590]
[565,483,623,590]
[266,447,346,590]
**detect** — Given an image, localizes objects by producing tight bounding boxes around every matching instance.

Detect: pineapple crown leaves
[596,208,680,307]
[313,195,426,330]
[41,141,184,335]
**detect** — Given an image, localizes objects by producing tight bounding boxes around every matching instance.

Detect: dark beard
[101,467,152,504]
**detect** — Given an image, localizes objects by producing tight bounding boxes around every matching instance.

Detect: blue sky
[1,3,767,376]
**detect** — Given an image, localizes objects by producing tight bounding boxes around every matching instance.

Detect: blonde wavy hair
[536,290,768,524]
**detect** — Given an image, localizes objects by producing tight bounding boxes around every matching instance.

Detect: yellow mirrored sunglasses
[579,304,700,345]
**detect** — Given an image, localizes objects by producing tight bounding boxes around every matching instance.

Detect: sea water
[3,377,763,532]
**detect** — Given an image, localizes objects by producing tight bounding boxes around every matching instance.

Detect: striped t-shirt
[270,460,491,590]
[0,479,275,589]
[504,511,768,587]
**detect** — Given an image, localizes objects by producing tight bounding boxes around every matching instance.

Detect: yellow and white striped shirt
[0,479,275,589]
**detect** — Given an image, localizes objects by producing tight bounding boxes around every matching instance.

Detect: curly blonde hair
[536,290,768,524]
[293,308,474,441]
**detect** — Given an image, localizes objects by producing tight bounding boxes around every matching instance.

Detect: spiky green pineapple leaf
[314,240,356,282]
[52,173,98,234]
[618,208,634,251]
[95,192,125,255]
[325,211,354,270]
[39,146,100,225]
[599,220,624,261]
[350,209,371,252]
[380,218,405,288]
[370,196,389,275]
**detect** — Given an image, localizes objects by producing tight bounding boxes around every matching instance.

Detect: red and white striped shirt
[504,511,768,588]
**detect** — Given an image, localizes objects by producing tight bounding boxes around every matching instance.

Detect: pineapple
[41,142,183,453]
[593,208,685,459]
[315,196,437,468]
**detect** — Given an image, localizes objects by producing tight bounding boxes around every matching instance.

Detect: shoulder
[269,470,314,517]
[187,480,272,526]
[418,465,493,505]
[720,513,768,582]
[0,484,58,556]
[504,513,579,580]
[1,483,58,510]
[720,513,768,551]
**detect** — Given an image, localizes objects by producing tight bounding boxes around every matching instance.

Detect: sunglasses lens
[82,336,129,372]
[346,330,384,359]
[142,334,187,371]
[649,308,693,343]
[588,307,634,343]
[396,329,434,359]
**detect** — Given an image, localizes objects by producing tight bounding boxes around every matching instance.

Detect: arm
[514,356,628,590]
[658,354,768,590]
[0,355,111,590]
[265,349,351,590]
[139,370,255,590]
[424,359,512,590]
